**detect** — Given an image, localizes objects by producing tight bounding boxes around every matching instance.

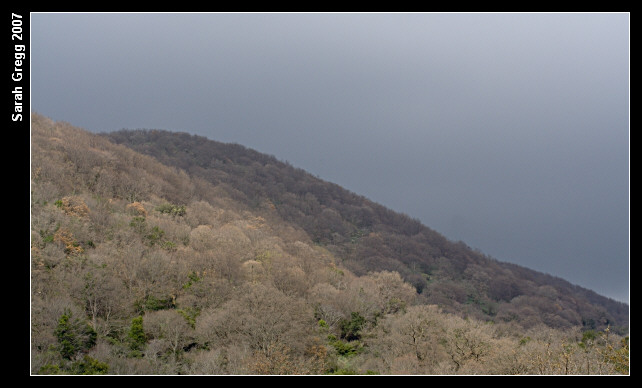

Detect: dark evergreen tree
[54,310,97,360]
[128,316,147,356]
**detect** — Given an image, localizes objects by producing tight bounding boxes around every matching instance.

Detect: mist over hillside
[31,113,628,374]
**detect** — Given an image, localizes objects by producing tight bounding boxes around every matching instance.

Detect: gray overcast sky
[30,12,629,303]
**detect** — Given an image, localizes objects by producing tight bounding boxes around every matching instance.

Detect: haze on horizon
[30,12,629,304]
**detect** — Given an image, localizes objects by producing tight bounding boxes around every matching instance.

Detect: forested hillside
[30,113,628,374]
[104,126,628,332]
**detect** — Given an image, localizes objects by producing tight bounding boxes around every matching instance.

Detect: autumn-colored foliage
[57,196,90,218]
[53,228,84,255]
[126,202,147,217]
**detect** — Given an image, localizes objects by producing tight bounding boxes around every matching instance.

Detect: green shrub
[135,295,175,313]
[182,271,201,290]
[339,312,366,341]
[161,240,177,252]
[40,231,55,243]
[177,307,200,329]
[38,364,62,375]
[129,216,147,234]
[331,339,358,356]
[70,356,109,375]
[155,203,186,217]
[145,226,165,246]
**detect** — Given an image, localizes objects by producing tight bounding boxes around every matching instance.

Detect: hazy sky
[30,12,629,303]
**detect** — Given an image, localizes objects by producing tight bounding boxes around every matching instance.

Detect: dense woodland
[30,113,628,374]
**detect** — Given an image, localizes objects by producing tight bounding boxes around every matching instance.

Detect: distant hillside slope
[103,128,628,333]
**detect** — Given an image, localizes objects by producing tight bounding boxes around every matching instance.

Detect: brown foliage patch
[126,201,148,217]
[53,228,84,255]
[59,196,90,218]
